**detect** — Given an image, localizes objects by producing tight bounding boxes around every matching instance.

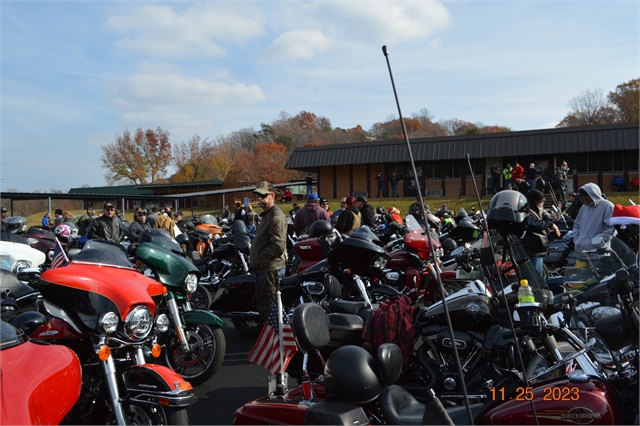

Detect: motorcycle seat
[328,299,370,316]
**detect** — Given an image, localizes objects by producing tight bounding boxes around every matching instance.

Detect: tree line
[100,78,638,188]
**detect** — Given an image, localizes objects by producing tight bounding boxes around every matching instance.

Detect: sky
[1,1,638,193]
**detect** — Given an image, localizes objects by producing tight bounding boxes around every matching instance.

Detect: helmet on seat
[487,191,530,237]
[324,345,382,404]
[309,220,333,238]
[54,224,72,242]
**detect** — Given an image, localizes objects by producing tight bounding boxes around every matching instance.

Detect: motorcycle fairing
[136,242,200,290]
[181,309,226,327]
[122,364,198,407]
[40,263,162,324]
[0,333,81,425]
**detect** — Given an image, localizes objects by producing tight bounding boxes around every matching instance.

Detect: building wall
[319,166,334,198]
[334,166,350,198]
[352,164,368,196]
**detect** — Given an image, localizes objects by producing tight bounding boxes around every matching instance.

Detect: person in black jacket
[128,209,152,242]
[521,190,560,277]
[87,202,124,243]
[355,195,375,228]
[175,211,195,234]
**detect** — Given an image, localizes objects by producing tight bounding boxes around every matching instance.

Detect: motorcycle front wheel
[190,285,212,311]
[108,404,189,425]
[163,324,226,386]
[231,317,263,337]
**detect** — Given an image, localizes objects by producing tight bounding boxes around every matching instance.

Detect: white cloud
[259,30,333,64]
[111,71,267,109]
[105,4,265,58]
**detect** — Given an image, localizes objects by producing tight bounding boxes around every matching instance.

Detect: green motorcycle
[134,230,226,386]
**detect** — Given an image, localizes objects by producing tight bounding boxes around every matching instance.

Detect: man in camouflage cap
[249,181,287,321]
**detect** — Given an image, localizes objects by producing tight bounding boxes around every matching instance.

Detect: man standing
[222,205,231,219]
[249,181,287,321]
[356,196,375,228]
[511,162,524,182]
[87,202,124,243]
[146,207,158,228]
[330,198,347,224]
[521,190,561,277]
[234,201,246,223]
[572,183,614,268]
[376,170,387,198]
[305,173,314,197]
[54,208,64,226]
[293,193,329,236]
[526,163,537,190]
[502,163,513,190]
[490,163,501,194]
[388,172,400,197]
[128,209,152,242]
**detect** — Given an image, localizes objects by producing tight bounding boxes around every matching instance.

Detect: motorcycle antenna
[382,45,474,425]
[464,154,541,425]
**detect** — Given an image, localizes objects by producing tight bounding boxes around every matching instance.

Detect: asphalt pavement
[186,322,293,425]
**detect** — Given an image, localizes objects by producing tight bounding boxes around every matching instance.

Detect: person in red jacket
[511,162,524,180]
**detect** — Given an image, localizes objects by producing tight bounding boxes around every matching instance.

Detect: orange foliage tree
[100,127,172,185]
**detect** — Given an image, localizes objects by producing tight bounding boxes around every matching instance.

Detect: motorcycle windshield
[350,225,382,245]
[405,215,421,230]
[72,239,136,269]
[564,235,638,289]
[232,221,251,250]
[0,321,27,350]
[200,214,218,225]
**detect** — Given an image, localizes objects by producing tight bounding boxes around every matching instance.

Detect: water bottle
[517,279,535,304]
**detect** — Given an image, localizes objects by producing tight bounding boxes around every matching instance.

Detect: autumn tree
[556,88,616,127]
[172,135,214,182]
[608,78,639,124]
[100,127,172,185]
[223,142,294,188]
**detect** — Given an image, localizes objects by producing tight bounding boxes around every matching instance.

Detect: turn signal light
[151,343,162,358]
[97,345,111,361]
[176,381,193,391]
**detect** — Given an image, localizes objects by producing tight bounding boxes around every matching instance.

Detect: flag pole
[55,236,69,263]
[276,291,286,390]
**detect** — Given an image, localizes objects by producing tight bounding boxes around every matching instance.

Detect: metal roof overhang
[284,123,639,170]
[0,181,306,202]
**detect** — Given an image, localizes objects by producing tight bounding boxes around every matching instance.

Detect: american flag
[247,302,298,375]
[50,237,68,269]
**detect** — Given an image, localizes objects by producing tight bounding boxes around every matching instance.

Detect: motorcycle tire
[231,317,263,337]
[191,285,213,311]
[108,404,189,425]
[163,324,226,386]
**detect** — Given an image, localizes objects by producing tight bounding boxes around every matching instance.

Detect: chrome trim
[167,298,189,352]
[70,260,139,271]
[43,300,83,333]
[101,353,127,425]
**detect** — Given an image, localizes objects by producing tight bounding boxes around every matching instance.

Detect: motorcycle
[192,214,223,257]
[134,230,227,386]
[0,234,46,273]
[0,321,82,425]
[1,268,40,322]
[26,239,197,425]
[211,225,399,336]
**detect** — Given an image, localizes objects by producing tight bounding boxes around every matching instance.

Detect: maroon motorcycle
[233,297,634,425]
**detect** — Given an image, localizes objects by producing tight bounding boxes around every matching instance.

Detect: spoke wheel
[163,324,225,386]
[190,285,212,311]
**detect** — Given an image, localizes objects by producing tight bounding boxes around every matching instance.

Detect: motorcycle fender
[181,309,226,326]
[122,364,198,408]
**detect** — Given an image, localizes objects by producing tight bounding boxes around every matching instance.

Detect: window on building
[588,155,597,173]
[612,153,624,172]
[601,153,613,172]
[629,150,639,172]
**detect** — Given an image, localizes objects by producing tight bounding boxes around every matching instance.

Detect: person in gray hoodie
[572,183,615,264]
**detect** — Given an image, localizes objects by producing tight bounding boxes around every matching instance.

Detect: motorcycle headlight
[124,306,153,340]
[12,260,30,274]
[155,313,170,333]
[435,247,444,259]
[373,256,388,270]
[184,273,198,294]
[99,312,119,334]
[47,250,55,262]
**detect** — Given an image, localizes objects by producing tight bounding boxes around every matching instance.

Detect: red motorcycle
[0,320,81,425]
[289,220,342,275]
[26,240,197,425]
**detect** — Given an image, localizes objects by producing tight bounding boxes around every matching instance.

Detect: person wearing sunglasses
[87,202,124,243]
[249,181,288,321]
[128,209,152,242]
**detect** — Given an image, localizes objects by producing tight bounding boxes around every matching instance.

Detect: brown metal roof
[284,123,639,170]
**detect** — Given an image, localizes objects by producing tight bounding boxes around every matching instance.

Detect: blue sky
[1,1,637,193]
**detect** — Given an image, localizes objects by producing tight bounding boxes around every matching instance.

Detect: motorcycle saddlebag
[304,400,368,426]
[327,313,364,346]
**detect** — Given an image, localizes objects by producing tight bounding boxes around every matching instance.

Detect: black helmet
[487,191,530,236]
[10,311,46,336]
[376,206,386,215]
[441,238,458,255]
[324,345,382,404]
[175,233,193,252]
[309,220,333,237]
